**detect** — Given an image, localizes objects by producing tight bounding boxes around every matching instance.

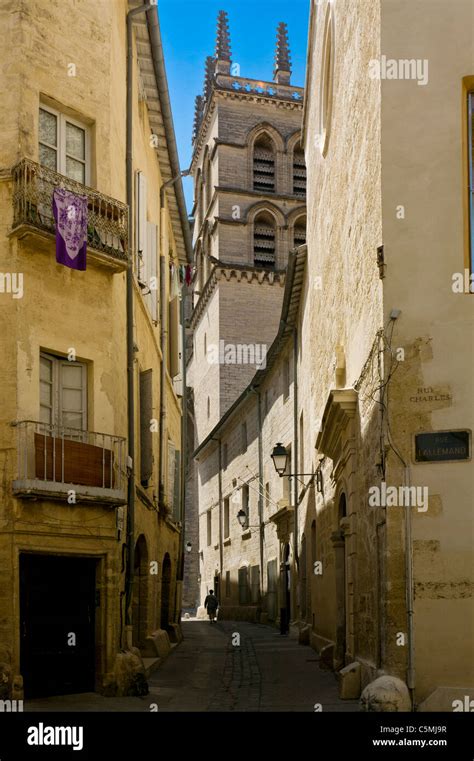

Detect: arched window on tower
[253,134,275,193]
[293,215,306,248]
[253,211,276,269]
[293,143,306,197]
[205,154,212,212]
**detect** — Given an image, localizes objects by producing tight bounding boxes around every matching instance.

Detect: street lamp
[270,442,323,488]
[185,541,192,553]
[237,509,248,528]
[271,442,289,476]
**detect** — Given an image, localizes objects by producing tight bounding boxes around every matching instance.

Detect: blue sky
[158,0,310,210]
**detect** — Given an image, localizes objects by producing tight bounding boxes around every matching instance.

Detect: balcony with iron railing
[10,159,129,272]
[12,420,127,506]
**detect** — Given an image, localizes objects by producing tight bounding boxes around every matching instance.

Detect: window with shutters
[292,143,306,196]
[135,170,147,279]
[223,497,230,539]
[139,370,153,487]
[293,215,306,248]
[253,133,275,192]
[253,211,276,269]
[39,104,90,184]
[40,352,87,433]
[241,421,247,453]
[167,441,180,518]
[168,296,181,377]
[242,483,250,525]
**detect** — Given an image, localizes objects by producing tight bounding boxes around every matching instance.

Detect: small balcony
[11,159,129,272]
[12,420,127,507]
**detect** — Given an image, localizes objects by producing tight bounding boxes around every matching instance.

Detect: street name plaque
[414,430,471,463]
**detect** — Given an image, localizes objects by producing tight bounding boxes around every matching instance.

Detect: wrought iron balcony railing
[12,420,127,506]
[11,159,129,267]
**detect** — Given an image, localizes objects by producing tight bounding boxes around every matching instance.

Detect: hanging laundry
[170,263,180,299]
[53,188,88,270]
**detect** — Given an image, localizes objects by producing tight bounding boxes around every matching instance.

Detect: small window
[207,510,212,547]
[139,369,153,486]
[39,105,89,184]
[283,357,290,400]
[253,134,275,192]
[40,351,87,432]
[254,211,276,269]
[241,421,247,453]
[242,483,250,526]
[223,497,230,539]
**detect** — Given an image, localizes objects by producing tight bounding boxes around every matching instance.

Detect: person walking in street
[204,590,219,623]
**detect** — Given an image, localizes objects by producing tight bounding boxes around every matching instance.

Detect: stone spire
[215,10,231,74]
[274,21,291,85]
[203,55,215,101]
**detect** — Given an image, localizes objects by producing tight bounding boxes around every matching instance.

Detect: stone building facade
[184,11,306,617]
[0,0,190,699]
[299,0,474,710]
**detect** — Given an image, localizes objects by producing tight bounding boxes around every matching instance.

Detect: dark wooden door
[20,554,96,698]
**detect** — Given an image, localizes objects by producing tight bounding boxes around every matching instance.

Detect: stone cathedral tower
[183,11,306,611]
[189,10,306,441]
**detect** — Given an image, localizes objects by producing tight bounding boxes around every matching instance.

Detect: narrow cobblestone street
[26,621,359,712]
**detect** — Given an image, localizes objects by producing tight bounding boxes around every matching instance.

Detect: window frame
[40,351,88,432]
[39,103,91,185]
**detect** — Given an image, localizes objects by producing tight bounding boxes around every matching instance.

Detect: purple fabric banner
[52,188,88,270]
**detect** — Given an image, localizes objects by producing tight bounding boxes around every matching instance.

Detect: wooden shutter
[167,440,176,509]
[169,296,180,377]
[250,565,260,603]
[139,369,153,485]
[146,221,158,322]
[135,171,147,278]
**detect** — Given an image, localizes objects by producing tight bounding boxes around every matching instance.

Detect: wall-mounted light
[237,509,248,528]
[271,442,289,476]
[185,541,192,553]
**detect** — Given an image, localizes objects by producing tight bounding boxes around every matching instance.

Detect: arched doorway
[161,554,172,629]
[133,535,149,649]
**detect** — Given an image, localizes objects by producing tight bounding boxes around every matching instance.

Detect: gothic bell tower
[189,10,306,444]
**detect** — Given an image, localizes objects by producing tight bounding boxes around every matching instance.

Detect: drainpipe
[125,1,150,644]
[174,283,188,622]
